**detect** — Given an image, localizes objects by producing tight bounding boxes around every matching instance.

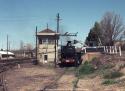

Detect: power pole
[54,34,57,67]
[57,13,60,33]
[55,13,61,67]
[56,13,61,46]
[35,26,38,65]
[9,41,10,51]
[7,34,8,60]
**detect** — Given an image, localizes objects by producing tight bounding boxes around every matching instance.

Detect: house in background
[37,27,59,64]
[12,49,34,58]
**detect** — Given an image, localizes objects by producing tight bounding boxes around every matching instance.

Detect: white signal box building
[37,28,59,64]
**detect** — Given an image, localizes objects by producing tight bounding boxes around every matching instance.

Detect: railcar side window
[2,54,15,58]
[2,54,8,58]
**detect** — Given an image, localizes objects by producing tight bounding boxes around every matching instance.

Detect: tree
[100,12,125,46]
[20,40,24,51]
[26,43,33,51]
[85,12,125,46]
[85,22,102,46]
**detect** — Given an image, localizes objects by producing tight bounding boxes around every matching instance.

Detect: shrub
[102,79,117,85]
[79,62,95,76]
[102,63,115,69]
[103,71,123,79]
[119,63,125,70]
[90,57,101,68]
[84,61,89,65]
[91,57,97,61]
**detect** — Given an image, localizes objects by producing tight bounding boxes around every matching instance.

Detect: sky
[0,0,125,49]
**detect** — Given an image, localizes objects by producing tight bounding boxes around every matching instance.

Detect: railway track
[41,68,68,91]
[0,58,35,63]
[0,58,35,73]
[0,58,35,91]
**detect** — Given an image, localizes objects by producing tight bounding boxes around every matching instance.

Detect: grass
[74,56,125,87]
[102,64,115,69]
[78,61,95,77]
[101,64,124,85]
[103,71,124,79]
[72,78,79,88]
[119,63,125,70]
[67,67,77,72]
[102,79,117,85]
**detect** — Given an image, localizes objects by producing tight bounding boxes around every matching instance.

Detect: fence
[82,46,122,56]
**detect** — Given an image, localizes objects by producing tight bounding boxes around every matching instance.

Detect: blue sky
[0,0,125,49]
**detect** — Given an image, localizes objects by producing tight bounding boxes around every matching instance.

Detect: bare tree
[26,43,33,51]
[100,12,125,46]
[20,40,24,51]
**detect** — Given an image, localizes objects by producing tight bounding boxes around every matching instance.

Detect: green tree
[85,22,102,46]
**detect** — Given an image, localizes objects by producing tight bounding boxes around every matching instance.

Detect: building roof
[39,28,56,33]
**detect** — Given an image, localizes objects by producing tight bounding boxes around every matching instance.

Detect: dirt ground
[5,63,78,91]
[76,75,125,91]
[3,54,125,91]
[55,69,76,90]
[5,63,67,91]
[76,53,125,91]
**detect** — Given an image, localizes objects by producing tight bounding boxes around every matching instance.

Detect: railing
[82,46,122,56]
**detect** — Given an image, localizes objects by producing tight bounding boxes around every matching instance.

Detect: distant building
[12,50,34,58]
[37,27,59,64]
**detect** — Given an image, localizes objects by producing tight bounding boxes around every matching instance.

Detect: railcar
[60,41,82,66]
[0,51,15,60]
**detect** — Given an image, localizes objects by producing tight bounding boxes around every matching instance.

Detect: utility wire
[0,16,45,22]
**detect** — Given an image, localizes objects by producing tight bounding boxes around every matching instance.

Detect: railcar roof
[0,51,14,55]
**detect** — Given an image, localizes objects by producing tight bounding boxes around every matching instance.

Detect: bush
[100,63,115,70]
[90,57,101,68]
[79,62,95,76]
[102,79,117,85]
[84,61,89,65]
[91,57,97,61]
[102,63,115,69]
[103,71,123,79]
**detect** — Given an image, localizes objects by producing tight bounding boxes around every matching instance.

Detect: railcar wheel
[59,63,64,68]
